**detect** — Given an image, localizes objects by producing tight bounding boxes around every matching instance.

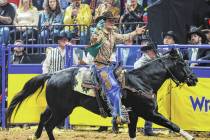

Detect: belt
[94,60,111,66]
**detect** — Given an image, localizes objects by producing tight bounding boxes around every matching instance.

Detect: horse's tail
[7,74,52,123]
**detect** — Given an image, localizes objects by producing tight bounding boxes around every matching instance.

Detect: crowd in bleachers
[0,0,151,45]
[0,0,209,66]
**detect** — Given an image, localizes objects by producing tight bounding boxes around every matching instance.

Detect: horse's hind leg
[34,107,51,139]
[44,108,74,140]
[44,113,58,140]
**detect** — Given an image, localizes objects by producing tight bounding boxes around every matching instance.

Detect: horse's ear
[169,48,178,57]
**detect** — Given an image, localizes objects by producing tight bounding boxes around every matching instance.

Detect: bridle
[160,56,194,87]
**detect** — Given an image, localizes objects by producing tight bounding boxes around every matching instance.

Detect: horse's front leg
[128,111,138,140]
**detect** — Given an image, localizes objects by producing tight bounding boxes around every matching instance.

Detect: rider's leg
[98,66,128,124]
[144,121,154,136]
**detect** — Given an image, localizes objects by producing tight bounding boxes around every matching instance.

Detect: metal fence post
[64,45,72,129]
[1,44,6,128]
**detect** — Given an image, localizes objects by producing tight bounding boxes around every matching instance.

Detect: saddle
[81,65,99,90]
[79,62,126,118]
[81,62,125,90]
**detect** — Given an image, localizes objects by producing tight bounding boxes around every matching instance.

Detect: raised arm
[114,26,146,42]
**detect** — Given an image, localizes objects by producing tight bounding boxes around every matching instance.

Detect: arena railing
[158,44,210,66]
[66,44,210,68]
[66,44,210,79]
[1,44,6,128]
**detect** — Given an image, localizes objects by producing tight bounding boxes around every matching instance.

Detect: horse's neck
[144,63,170,92]
[127,59,171,93]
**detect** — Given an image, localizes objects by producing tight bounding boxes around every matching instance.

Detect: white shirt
[134,53,152,69]
[42,47,66,74]
[191,48,199,61]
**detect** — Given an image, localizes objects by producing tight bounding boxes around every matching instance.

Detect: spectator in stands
[0,0,16,45]
[187,26,210,66]
[40,0,63,43]
[13,0,39,43]
[11,40,31,64]
[120,0,144,34]
[59,0,69,10]
[32,0,44,11]
[94,0,120,21]
[163,30,177,45]
[42,31,70,128]
[63,0,92,45]
[202,29,210,44]
[160,30,179,54]
[42,31,70,74]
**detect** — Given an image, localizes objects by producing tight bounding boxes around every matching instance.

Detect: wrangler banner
[171,78,210,131]
[8,74,210,131]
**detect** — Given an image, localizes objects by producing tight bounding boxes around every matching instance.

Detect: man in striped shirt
[42,32,70,74]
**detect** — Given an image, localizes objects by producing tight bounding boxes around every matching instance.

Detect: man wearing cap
[42,32,70,74]
[87,11,145,126]
[134,36,156,136]
[134,36,157,68]
[163,31,177,45]
[160,30,181,55]
[187,26,210,65]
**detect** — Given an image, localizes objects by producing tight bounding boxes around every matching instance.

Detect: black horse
[7,50,198,140]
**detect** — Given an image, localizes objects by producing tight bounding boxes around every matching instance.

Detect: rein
[144,33,182,87]
[160,58,181,87]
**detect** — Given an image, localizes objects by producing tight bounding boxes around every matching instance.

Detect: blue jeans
[144,121,153,133]
[0,27,10,45]
[40,29,60,43]
[80,31,89,45]
[97,65,122,118]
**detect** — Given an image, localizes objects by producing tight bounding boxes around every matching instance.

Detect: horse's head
[167,49,198,86]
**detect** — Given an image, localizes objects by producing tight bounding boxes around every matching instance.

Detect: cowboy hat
[163,30,178,43]
[54,31,71,43]
[187,26,207,43]
[138,35,150,44]
[95,11,118,23]
[141,42,155,52]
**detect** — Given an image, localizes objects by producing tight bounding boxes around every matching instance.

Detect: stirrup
[112,118,119,134]
[115,116,130,125]
[120,106,130,124]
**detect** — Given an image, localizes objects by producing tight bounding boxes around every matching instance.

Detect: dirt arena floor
[0,126,210,140]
